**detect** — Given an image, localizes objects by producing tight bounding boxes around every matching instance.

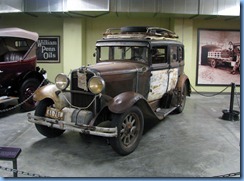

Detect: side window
[152,47,167,64]
[123,47,132,59]
[131,47,148,63]
[178,46,184,61]
[170,46,177,63]
[99,47,109,61]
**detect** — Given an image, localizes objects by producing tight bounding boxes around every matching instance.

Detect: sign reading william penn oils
[37,36,60,63]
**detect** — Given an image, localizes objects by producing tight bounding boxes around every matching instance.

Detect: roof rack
[103,26,179,40]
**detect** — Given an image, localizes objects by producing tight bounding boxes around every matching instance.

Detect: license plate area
[45,107,64,120]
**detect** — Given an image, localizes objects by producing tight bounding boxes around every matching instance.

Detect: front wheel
[35,99,65,138]
[110,106,144,156]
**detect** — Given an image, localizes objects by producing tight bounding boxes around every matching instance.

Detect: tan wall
[0,13,240,92]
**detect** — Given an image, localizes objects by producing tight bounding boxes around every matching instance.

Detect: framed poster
[37,36,60,63]
[196,29,240,86]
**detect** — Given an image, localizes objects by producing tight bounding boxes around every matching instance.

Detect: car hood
[88,61,148,76]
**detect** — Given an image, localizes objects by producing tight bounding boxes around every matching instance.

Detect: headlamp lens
[55,73,69,90]
[88,76,105,94]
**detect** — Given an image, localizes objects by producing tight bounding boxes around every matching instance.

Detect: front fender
[33,84,70,110]
[108,91,145,114]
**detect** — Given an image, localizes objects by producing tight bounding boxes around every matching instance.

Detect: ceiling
[0,0,240,21]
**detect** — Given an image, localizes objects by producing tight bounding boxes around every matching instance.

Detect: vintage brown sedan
[28,26,191,155]
[0,28,46,111]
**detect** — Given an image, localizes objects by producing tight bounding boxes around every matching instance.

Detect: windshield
[97,45,149,63]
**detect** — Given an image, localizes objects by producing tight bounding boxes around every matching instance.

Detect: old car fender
[177,74,191,96]
[22,70,45,81]
[33,84,70,110]
[17,70,46,87]
[108,91,145,114]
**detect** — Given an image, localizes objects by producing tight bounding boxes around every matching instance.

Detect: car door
[147,45,181,102]
[147,46,170,102]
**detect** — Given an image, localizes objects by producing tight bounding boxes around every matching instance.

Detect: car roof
[97,38,183,47]
[99,26,182,46]
[0,28,39,41]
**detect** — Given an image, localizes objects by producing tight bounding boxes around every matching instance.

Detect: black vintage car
[28,26,191,155]
[0,28,46,111]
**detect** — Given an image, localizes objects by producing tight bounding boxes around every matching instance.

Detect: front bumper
[27,113,117,138]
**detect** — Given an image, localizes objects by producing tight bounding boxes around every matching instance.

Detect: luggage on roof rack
[103,26,178,40]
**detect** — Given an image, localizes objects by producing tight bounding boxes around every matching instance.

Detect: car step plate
[155,107,177,118]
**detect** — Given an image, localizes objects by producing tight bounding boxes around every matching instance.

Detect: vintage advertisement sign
[196,29,240,86]
[37,36,60,63]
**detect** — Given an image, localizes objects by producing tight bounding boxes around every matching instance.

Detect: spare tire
[121,26,149,33]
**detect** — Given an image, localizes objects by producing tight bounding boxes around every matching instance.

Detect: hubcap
[120,113,138,146]
[24,87,35,105]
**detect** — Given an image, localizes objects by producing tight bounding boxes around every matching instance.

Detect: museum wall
[0,13,240,92]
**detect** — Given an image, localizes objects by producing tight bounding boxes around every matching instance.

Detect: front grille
[71,92,96,110]
[71,70,99,112]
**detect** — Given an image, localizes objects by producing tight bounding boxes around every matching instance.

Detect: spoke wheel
[110,106,144,155]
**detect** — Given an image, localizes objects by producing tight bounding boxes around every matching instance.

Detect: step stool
[0,147,21,177]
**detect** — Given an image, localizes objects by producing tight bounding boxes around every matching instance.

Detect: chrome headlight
[88,76,105,94]
[55,73,70,90]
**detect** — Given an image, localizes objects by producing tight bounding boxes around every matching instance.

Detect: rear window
[15,40,27,48]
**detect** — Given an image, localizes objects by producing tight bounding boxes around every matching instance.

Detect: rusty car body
[0,28,46,111]
[28,26,191,155]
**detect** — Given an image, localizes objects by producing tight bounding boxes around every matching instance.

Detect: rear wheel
[110,106,144,156]
[210,59,217,68]
[35,99,65,138]
[175,84,187,113]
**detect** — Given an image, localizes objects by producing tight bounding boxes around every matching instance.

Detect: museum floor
[0,93,241,178]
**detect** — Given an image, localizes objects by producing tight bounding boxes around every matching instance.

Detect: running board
[0,96,19,104]
[155,107,178,119]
